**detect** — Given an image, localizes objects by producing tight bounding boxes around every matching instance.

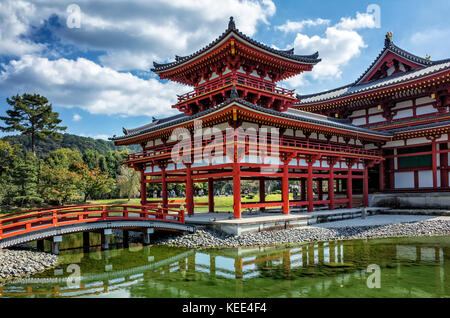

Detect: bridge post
[51,236,62,255]
[83,232,90,253]
[36,239,45,252]
[101,229,112,250]
[143,228,154,246]
[123,230,129,248]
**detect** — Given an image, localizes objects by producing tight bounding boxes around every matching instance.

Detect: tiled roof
[296,37,450,106]
[387,120,450,134]
[296,60,450,106]
[151,17,320,73]
[111,88,391,142]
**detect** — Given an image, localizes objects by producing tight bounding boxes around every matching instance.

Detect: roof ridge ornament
[228,16,236,30]
[385,32,393,47]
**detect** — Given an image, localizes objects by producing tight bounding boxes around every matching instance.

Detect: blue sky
[1,0,449,140]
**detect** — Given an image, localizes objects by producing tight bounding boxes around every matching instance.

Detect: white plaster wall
[155,139,163,146]
[368,114,385,124]
[416,96,435,105]
[418,170,433,188]
[285,129,294,136]
[394,100,413,110]
[395,172,415,188]
[146,140,154,147]
[383,140,405,148]
[393,109,413,120]
[350,109,366,117]
[406,137,429,146]
[352,117,367,126]
[416,105,436,115]
[368,107,382,115]
[295,130,306,138]
[437,135,448,142]
[365,143,378,150]
[209,72,219,80]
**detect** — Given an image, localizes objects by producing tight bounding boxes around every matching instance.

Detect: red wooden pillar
[318,179,323,201]
[328,165,335,210]
[307,161,314,212]
[432,139,438,188]
[363,163,369,207]
[379,160,385,192]
[161,168,168,210]
[282,161,290,215]
[185,163,194,216]
[140,166,147,206]
[301,178,306,201]
[259,178,265,211]
[347,161,353,209]
[441,143,449,188]
[208,178,214,212]
[233,162,242,219]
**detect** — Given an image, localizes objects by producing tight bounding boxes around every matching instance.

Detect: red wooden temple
[111,18,450,218]
[295,31,450,193]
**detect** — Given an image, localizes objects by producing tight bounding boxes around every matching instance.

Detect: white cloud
[72,113,82,121]
[287,12,376,84]
[79,133,110,140]
[0,0,45,56]
[0,55,190,117]
[275,18,330,33]
[5,0,276,71]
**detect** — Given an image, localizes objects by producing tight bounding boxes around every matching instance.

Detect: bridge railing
[0,205,185,239]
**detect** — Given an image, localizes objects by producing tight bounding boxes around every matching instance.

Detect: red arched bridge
[0,205,195,251]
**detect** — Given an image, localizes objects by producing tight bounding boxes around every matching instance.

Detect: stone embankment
[153,219,450,248]
[0,249,58,281]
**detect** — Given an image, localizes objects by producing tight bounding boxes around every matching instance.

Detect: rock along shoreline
[0,249,58,282]
[152,219,450,249]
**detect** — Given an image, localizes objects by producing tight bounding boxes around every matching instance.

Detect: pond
[1,234,449,298]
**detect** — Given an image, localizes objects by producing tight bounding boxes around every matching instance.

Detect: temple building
[111,18,449,218]
[295,32,450,193]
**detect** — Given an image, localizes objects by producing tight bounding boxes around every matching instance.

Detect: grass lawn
[87,194,289,212]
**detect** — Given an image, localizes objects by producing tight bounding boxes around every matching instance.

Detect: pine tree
[0,94,67,155]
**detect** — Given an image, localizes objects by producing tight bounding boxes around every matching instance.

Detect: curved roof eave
[151,18,321,74]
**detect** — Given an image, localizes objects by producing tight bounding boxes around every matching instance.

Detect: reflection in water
[1,235,449,298]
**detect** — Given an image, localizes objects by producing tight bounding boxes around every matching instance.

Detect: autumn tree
[0,94,66,155]
[77,164,115,201]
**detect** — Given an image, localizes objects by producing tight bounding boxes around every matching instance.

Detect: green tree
[0,94,67,155]
[11,151,43,206]
[116,165,140,200]
[45,148,84,171]
[83,149,100,170]
[39,165,81,205]
[77,164,115,201]
[0,140,18,205]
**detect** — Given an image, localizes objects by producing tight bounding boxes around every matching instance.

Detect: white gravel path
[315,214,445,229]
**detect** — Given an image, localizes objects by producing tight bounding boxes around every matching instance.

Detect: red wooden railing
[177,73,295,103]
[0,205,185,239]
[126,133,381,162]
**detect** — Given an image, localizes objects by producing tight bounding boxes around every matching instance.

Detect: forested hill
[2,133,139,157]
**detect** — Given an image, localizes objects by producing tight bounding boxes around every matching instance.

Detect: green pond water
[1,234,449,298]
